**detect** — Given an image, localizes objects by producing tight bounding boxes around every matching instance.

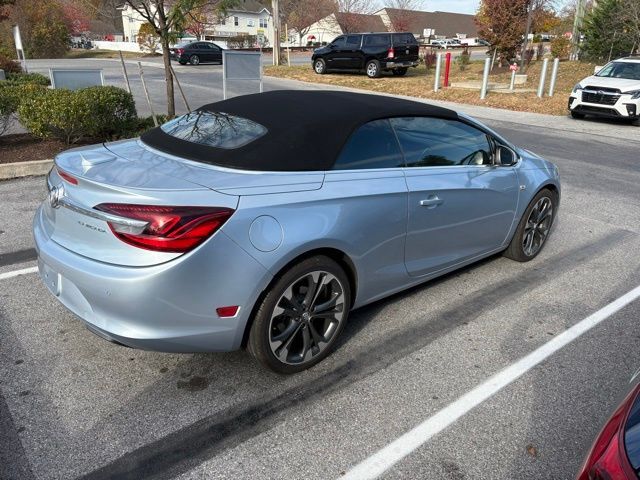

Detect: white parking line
[0,266,38,281]
[342,284,640,480]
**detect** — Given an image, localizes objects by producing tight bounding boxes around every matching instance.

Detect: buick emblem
[49,184,64,209]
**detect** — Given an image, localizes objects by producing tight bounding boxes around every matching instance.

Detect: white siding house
[117,0,272,49]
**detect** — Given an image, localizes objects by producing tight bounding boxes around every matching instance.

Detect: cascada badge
[49,184,64,209]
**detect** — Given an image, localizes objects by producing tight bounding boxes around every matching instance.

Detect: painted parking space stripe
[0,266,38,281]
[341,284,640,480]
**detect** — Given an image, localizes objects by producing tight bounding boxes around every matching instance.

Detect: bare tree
[123,0,236,117]
[383,0,426,32]
[285,0,334,44]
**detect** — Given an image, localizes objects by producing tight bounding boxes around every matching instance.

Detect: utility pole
[520,0,534,73]
[571,0,586,60]
[272,0,281,65]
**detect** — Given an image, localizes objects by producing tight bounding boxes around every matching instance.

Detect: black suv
[311,32,419,78]
[169,41,224,65]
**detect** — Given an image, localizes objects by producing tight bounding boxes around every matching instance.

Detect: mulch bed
[0,133,89,164]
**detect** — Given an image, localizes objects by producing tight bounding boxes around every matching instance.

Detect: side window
[390,117,492,167]
[393,33,416,45]
[346,35,362,47]
[333,119,404,170]
[331,36,346,47]
[363,34,389,46]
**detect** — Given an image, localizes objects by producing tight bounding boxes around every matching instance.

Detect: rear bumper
[385,60,419,69]
[568,91,639,119]
[33,206,272,352]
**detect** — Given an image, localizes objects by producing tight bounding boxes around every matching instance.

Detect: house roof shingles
[334,12,387,33]
[384,8,477,38]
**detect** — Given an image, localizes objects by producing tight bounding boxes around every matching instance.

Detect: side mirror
[494,145,518,166]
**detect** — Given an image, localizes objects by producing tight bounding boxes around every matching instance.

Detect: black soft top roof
[141,90,458,172]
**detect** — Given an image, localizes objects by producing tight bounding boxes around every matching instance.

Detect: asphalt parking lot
[2,75,640,479]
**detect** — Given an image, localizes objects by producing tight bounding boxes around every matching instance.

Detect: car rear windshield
[596,62,640,80]
[160,111,267,149]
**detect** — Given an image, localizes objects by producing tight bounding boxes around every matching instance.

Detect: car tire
[392,68,408,76]
[570,111,585,119]
[179,60,187,65]
[247,255,351,374]
[313,58,326,74]
[189,55,200,65]
[366,59,381,78]
[504,188,558,262]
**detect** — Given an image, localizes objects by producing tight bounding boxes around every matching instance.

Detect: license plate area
[39,259,61,297]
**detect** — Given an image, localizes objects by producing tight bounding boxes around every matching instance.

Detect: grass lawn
[64,49,160,59]
[265,60,597,116]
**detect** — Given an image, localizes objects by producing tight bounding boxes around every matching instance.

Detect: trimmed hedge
[0,83,48,136]
[18,86,138,144]
[4,72,51,86]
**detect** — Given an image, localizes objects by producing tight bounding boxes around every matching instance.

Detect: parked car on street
[34,90,560,373]
[569,56,640,125]
[577,382,640,479]
[431,39,462,49]
[169,41,224,65]
[312,32,419,78]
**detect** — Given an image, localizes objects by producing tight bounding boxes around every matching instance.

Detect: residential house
[119,0,272,47]
[292,8,477,46]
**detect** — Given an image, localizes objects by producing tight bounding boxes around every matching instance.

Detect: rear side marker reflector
[56,168,78,185]
[95,204,234,253]
[216,306,240,318]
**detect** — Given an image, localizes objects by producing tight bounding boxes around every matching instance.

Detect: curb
[0,159,53,180]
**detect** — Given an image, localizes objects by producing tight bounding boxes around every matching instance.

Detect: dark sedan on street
[170,41,223,65]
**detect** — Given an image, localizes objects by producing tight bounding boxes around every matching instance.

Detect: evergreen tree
[582,0,635,61]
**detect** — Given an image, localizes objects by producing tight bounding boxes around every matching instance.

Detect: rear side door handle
[419,196,443,208]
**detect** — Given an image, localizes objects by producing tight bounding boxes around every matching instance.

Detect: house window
[247,18,254,27]
[259,18,268,28]
[234,16,239,26]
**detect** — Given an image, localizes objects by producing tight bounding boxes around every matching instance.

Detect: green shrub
[5,72,50,85]
[76,86,137,140]
[18,86,138,144]
[455,50,471,71]
[136,114,168,133]
[0,83,48,136]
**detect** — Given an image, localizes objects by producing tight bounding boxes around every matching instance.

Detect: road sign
[222,50,262,100]
[49,69,104,90]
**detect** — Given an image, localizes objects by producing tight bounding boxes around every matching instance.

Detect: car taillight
[177,48,184,55]
[577,388,638,480]
[95,204,234,253]
[56,167,78,185]
[387,47,395,59]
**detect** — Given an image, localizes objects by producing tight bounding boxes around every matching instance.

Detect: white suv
[568,56,640,125]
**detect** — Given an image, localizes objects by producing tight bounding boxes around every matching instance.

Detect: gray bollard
[537,58,549,98]
[434,53,442,92]
[0,69,5,81]
[509,69,516,91]
[548,58,560,97]
[480,57,491,99]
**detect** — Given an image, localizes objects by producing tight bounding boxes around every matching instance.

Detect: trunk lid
[44,142,238,267]
[43,139,323,267]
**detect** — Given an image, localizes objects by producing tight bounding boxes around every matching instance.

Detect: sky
[424,0,480,14]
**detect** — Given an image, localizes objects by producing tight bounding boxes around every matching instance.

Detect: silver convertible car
[34,91,560,373]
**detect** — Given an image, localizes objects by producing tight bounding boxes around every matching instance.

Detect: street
[1,64,640,479]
